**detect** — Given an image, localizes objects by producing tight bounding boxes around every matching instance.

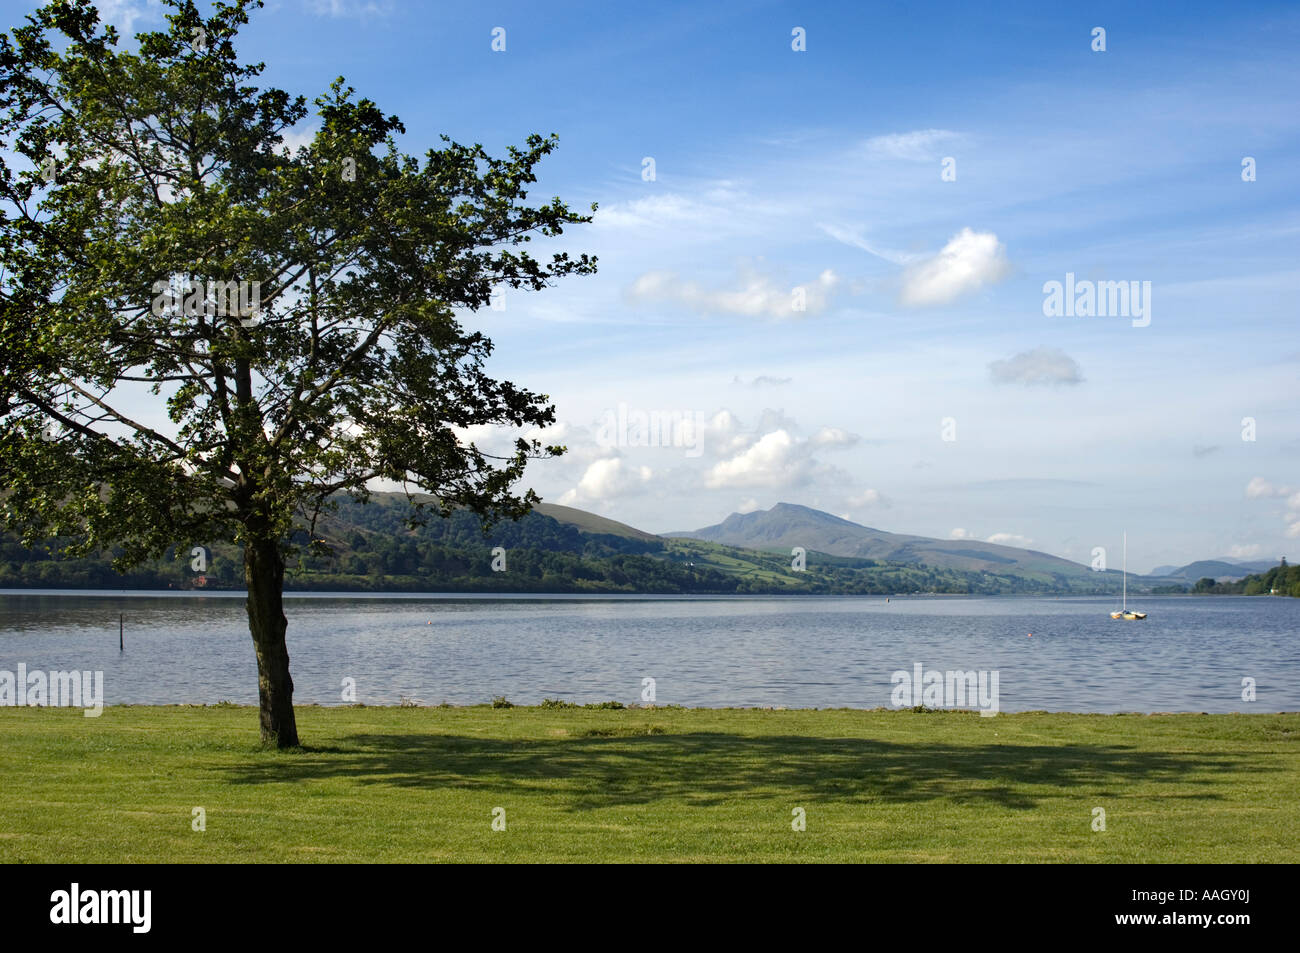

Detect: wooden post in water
[119,613,123,652]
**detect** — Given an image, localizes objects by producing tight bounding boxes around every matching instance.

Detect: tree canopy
[0,0,596,745]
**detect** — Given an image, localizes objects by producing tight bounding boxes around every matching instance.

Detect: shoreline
[0,582,1279,598]
[4,702,1295,715]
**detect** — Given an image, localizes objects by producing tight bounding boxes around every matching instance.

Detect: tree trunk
[244,535,299,748]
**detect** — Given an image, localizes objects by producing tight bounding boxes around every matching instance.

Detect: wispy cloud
[303,0,393,18]
[595,193,714,230]
[627,265,840,320]
[863,129,962,161]
[818,224,920,265]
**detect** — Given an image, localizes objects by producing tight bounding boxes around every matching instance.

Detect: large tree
[0,0,595,746]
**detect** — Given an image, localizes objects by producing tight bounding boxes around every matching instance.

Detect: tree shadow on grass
[223,731,1253,811]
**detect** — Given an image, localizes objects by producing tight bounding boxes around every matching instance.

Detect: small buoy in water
[1027,632,1033,638]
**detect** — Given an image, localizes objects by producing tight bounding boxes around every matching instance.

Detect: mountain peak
[670,501,1096,579]
[767,502,866,527]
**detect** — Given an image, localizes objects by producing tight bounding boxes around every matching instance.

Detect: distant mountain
[669,502,1107,584]
[1146,559,1277,582]
[0,493,1116,596]
[1218,558,1278,572]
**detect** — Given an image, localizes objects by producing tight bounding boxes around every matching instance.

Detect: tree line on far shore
[1174,559,1299,597]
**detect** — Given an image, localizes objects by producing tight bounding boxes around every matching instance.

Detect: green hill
[533,502,660,542]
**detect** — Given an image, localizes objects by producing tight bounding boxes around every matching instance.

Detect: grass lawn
[0,705,1296,862]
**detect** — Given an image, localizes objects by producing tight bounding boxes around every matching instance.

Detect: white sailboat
[1110,531,1147,620]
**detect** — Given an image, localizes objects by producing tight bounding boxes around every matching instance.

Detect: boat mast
[1122,531,1127,610]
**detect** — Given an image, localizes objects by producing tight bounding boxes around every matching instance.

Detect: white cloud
[699,409,752,456]
[1245,477,1298,505]
[1243,478,1300,540]
[950,528,1033,547]
[523,421,617,466]
[523,421,571,444]
[705,429,801,489]
[987,532,1034,547]
[899,228,1011,307]
[627,265,840,319]
[450,423,499,448]
[809,426,856,447]
[96,0,159,35]
[736,497,762,514]
[847,489,882,507]
[558,457,653,505]
[305,0,393,18]
[989,347,1084,386]
[703,420,858,490]
[700,410,861,489]
[278,124,320,155]
[1227,544,1262,559]
[863,129,961,161]
[1245,476,1282,498]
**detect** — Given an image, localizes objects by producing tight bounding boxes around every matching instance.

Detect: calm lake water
[0,591,1296,712]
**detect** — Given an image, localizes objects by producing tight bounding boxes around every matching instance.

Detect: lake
[0,590,1296,712]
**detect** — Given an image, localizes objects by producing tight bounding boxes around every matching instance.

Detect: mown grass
[0,705,1295,862]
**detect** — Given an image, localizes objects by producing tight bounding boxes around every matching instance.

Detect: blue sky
[8,0,1299,571]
